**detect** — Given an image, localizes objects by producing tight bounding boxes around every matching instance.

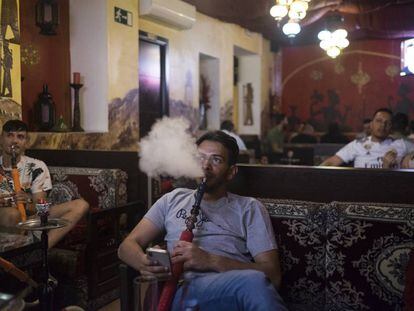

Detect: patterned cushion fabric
[326,202,414,310]
[48,166,128,209]
[259,198,327,311]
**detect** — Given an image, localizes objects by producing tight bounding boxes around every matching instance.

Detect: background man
[118,131,286,311]
[0,119,89,248]
[320,108,413,168]
[220,120,247,151]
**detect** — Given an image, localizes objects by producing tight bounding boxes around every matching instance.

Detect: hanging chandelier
[270,0,310,37]
[317,15,349,58]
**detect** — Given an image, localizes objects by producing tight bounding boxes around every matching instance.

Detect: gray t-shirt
[145,188,277,263]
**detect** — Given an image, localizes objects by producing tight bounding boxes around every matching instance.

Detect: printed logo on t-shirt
[176,208,210,228]
[364,157,383,168]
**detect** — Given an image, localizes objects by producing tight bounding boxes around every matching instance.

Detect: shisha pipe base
[17,218,70,231]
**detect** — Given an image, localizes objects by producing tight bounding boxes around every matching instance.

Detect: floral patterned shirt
[0,155,52,206]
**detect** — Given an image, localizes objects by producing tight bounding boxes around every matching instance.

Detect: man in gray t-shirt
[146,188,277,264]
[119,131,286,311]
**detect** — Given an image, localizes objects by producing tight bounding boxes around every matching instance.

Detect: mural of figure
[243,83,253,125]
[310,89,350,131]
[395,83,414,116]
[308,89,324,130]
[0,0,20,44]
[1,40,13,97]
[287,105,301,132]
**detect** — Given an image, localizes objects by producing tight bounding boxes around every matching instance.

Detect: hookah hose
[157,178,207,311]
[11,146,27,222]
[0,256,38,289]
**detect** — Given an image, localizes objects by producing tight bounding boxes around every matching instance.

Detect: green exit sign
[114,7,132,26]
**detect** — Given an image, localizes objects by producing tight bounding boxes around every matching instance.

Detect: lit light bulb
[290,0,309,12]
[319,40,331,51]
[337,38,350,49]
[288,8,306,20]
[327,46,341,58]
[279,0,294,5]
[282,21,301,37]
[318,29,331,41]
[332,28,348,39]
[270,4,288,19]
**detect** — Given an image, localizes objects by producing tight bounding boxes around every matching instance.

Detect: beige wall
[107,0,139,100]
[22,0,275,150]
[139,11,273,125]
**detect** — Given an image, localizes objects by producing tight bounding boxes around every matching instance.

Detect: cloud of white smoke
[139,117,203,178]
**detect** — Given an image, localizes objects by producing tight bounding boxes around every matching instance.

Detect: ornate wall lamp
[36,0,59,35]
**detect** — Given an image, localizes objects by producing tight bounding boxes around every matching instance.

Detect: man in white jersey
[0,120,89,248]
[118,131,286,311]
[321,108,413,168]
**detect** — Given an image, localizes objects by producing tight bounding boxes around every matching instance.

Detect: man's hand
[15,189,32,204]
[0,193,13,207]
[137,251,171,279]
[383,149,398,168]
[171,241,212,271]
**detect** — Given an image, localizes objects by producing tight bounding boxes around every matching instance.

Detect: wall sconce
[36,0,59,35]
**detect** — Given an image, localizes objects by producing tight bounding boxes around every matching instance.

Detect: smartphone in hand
[146,247,171,270]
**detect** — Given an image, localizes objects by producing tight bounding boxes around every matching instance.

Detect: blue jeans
[171,270,287,311]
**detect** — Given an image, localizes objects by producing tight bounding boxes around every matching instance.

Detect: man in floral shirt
[0,120,89,248]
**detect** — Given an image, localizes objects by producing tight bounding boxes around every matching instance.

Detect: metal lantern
[35,0,59,35]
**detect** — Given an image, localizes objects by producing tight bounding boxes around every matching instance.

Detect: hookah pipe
[157,178,207,311]
[11,145,27,222]
[0,256,38,289]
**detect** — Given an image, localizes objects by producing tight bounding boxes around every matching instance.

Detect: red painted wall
[281,40,414,132]
[20,0,70,130]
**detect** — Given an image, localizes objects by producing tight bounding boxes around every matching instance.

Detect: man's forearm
[118,238,146,271]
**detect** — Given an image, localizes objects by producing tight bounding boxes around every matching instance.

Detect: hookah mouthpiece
[193,178,207,207]
[11,145,17,166]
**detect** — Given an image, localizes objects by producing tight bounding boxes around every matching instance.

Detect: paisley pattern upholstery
[48,166,128,209]
[47,166,128,310]
[259,198,414,311]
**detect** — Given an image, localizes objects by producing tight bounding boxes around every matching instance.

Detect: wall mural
[281,41,414,132]
[0,0,22,123]
[29,89,139,151]
[243,83,253,125]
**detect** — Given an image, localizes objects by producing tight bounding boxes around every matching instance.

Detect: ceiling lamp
[317,15,349,58]
[270,0,309,37]
[283,20,301,37]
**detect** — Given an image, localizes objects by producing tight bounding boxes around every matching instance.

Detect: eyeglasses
[198,153,225,166]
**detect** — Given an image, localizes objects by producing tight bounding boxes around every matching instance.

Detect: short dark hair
[373,108,393,119]
[220,120,234,131]
[363,118,372,124]
[196,131,239,166]
[2,120,28,133]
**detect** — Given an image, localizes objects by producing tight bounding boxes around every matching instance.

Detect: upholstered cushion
[259,198,327,311]
[48,166,128,209]
[326,202,414,310]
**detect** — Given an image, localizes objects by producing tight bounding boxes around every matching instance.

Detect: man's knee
[0,208,21,225]
[73,198,89,216]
